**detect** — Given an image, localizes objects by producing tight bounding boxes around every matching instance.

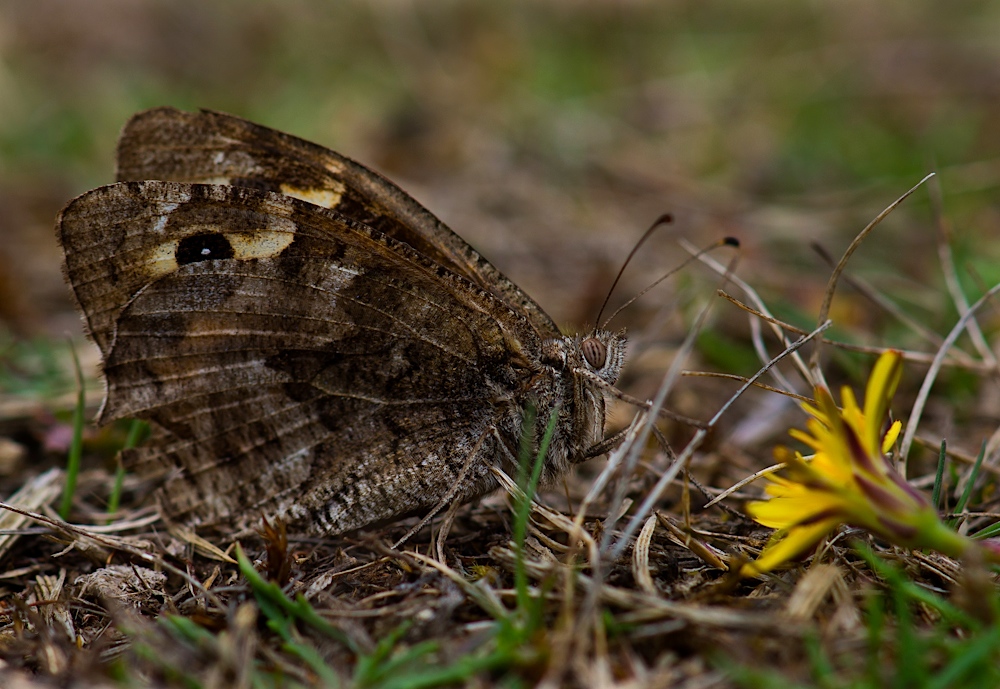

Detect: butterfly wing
[58,181,542,533]
[115,107,559,338]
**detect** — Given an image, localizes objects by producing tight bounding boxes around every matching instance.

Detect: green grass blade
[368,649,515,689]
[236,544,357,652]
[927,625,1000,689]
[237,545,345,686]
[107,419,147,518]
[512,406,558,617]
[950,440,986,527]
[864,588,886,685]
[856,544,975,626]
[59,344,86,521]
[353,622,410,683]
[969,520,1000,539]
[931,439,946,510]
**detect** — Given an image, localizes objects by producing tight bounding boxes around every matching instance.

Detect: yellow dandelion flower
[742,351,977,577]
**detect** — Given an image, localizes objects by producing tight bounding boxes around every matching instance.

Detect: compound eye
[581,337,607,369]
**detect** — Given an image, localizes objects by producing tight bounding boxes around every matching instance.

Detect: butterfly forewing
[116,107,557,336]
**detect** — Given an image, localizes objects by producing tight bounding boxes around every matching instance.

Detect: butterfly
[57,107,626,535]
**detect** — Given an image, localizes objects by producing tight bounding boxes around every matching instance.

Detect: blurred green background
[2,0,999,354]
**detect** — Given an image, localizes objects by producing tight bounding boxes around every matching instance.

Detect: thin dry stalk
[632,515,659,595]
[930,176,998,373]
[0,468,62,564]
[688,239,810,392]
[809,173,936,384]
[900,280,1000,471]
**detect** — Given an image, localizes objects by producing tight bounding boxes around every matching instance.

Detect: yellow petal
[882,419,902,454]
[746,492,843,529]
[741,519,839,576]
[841,387,860,416]
[864,351,903,445]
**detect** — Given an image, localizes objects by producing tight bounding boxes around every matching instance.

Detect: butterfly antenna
[594,213,674,328]
[600,236,740,329]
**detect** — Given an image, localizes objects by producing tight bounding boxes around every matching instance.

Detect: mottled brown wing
[58,181,540,533]
[115,106,558,337]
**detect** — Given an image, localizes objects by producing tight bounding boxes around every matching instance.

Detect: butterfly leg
[580,426,631,460]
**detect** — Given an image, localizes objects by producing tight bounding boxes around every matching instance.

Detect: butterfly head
[577,329,627,386]
[538,329,626,396]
